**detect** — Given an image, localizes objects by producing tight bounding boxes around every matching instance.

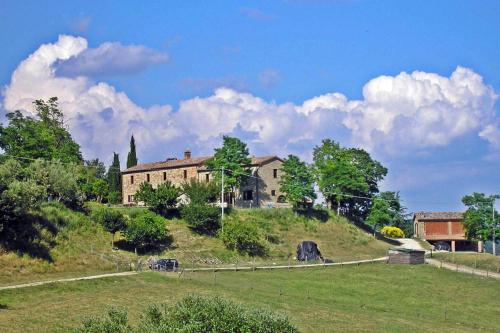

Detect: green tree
[0,98,82,164]
[220,220,268,256]
[205,136,251,204]
[107,153,121,193]
[461,192,499,241]
[27,159,83,208]
[126,135,138,168]
[92,179,109,203]
[181,204,221,235]
[279,155,316,209]
[365,196,392,235]
[313,139,387,221]
[182,178,219,205]
[92,208,126,248]
[124,211,169,253]
[135,182,179,216]
[0,159,46,243]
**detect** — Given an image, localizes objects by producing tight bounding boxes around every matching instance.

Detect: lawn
[1,263,498,333]
[431,252,500,272]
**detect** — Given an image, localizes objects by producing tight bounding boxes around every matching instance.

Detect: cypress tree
[126,135,138,168]
[107,153,121,193]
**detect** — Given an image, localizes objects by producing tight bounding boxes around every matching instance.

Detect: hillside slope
[0,205,391,285]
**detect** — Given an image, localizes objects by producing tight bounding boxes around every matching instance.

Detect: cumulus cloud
[55,41,168,77]
[2,35,177,161]
[1,35,499,166]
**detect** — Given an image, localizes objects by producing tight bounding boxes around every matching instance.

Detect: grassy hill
[1,264,499,332]
[0,204,390,285]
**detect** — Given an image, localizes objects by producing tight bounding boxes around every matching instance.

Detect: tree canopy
[0,97,82,164]
[313,139,387,221]
[461,192,499,241]
[126,135,138,168]
[107,153,121,194]
[279,154,316,208]
[205,136,251,197]
[135,181,180,216]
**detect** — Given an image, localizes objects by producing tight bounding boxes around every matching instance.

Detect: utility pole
[221,166,224,232]
[493,198,496,256]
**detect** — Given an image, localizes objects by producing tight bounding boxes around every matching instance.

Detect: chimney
[184,150,191,160]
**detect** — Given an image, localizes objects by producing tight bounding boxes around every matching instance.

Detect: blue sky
[1,0,499,212]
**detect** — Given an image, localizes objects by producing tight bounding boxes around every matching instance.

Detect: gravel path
[396,238,426,251]
[426,258,500,279]
[0,271,138,291]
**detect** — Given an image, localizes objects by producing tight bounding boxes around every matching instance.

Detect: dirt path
[0,271,138,291]
[397,238,426,251]
[426,258,500,279]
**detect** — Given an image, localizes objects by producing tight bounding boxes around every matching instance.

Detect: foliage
[220,220,268,256]
[27,159,83,207]
[135,181,180,216]
[75,295,298,333]
[279,154,316,208]
[313,139,387,221]
[126,135,138,169]
[74,306,130,333]
[380,226,405,238]
[107,191,122,204]
[205,136,251,198]
[365,196,392,233]
[92,208,126,247]
[123,210,169,251]
[181,204,221,235]
[461,192,499,240]
[0,97,82,164]
[182,178,219,205]
[107,153,121,194]
[0,159,46,242]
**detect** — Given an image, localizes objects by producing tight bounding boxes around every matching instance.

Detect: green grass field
[1,263,499,333]
[431,252,500,272]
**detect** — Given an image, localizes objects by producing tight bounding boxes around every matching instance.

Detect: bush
[220,220,268,256]
[182,179,219,204]
[135,182,179,216]
[92,207,126,247]
[107,191,121,205]
[181,204,221,235]
[74,295,299,333]
[381,226,405,238]
[124,211,169,251]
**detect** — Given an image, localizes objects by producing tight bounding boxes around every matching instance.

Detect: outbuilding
[388,248,425,264]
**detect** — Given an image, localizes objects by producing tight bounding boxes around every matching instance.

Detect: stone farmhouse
[121,150,286,208]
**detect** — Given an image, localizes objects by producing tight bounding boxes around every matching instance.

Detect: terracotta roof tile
[122,155,282,174]
[413,212,464,220]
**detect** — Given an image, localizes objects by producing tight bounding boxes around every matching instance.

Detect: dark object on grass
[296,241,323,261]
[150,258,179,271]
[434,241,451,251]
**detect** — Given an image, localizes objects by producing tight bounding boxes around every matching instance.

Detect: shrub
[74,295,299,333]
[181,204,221,235]
[381,226,405,238]
[107,191,122,205]
[124,210,169,252]
[182,179,219,204]
[221,220,268,256]
[92,207,126,247]
[135,182,179,216]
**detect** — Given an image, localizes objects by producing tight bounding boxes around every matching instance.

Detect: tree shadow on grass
[0,213,57,262]
[297,208,329,222]
[114,234,174,256]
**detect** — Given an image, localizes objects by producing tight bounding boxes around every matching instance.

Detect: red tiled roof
[413,212,464,221]
[122,155,282,174]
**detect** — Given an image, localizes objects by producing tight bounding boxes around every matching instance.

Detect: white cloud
[1,35,498,166]
[2,35,177,161]
[55,41,168,77]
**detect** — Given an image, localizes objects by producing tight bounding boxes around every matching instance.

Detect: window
[243,190,253,201]
[271,190,276,196]
[147,174,150,182]
[205,173,210,182]
[273,169,278,178]
[128,195,131,202]
[130,175,134,184]
[163,172,167,181]
[183,170,187,179]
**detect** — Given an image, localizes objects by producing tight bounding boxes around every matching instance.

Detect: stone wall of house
[234,159,287,208]
[122,165,200,204]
